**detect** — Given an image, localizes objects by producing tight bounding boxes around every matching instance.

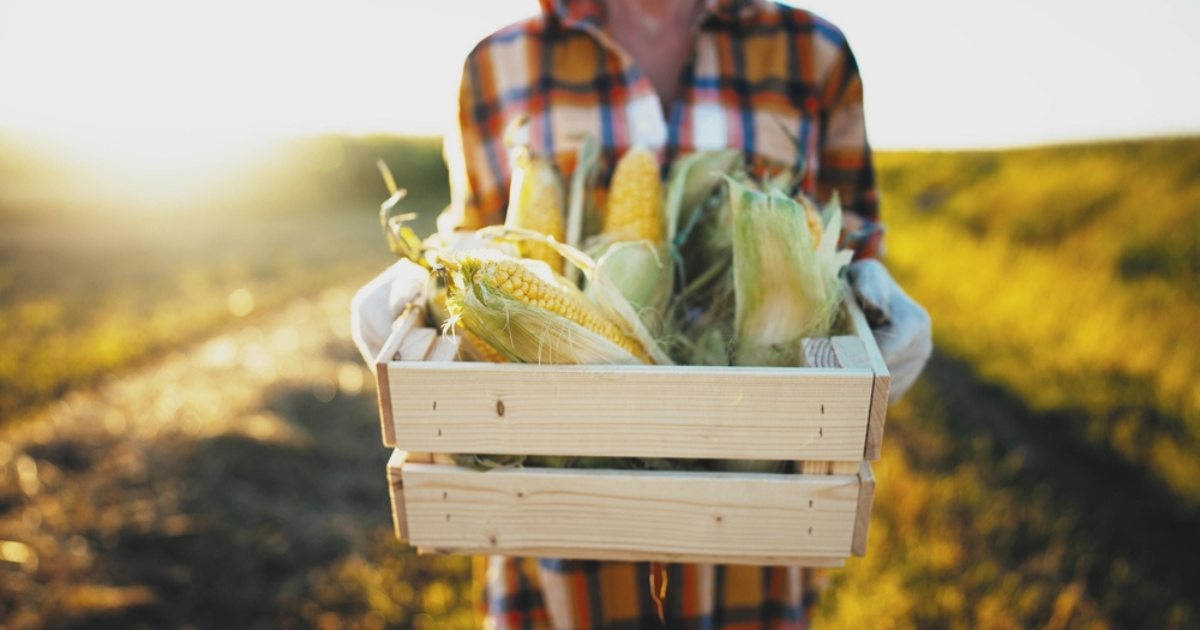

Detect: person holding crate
[353,0,932,627]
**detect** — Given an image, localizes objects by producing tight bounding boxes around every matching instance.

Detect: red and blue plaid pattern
[446,1,880,626]
[440,0,884,258]
[479,555,830,630]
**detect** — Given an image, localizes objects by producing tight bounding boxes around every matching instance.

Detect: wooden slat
[802,337,839,369]
[385,363,874,461]
[387,449,410,542]
[375,307,426,447]
[427,336,460,362]
[830,335,868,371]
[799,460,861,475]
[416,546,846,568]
[844,300,891,461]
[797,339,851,476]
[851,461,876,557]
[398,328,437,362]
[398,463,860,563]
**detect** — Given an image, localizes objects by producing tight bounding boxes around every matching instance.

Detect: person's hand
[350,258,431,364]
[846,259,932,404]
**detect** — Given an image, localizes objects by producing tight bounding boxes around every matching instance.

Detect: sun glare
[0,1,539,210]
[0,1,538,138]
[0,0,1196,179]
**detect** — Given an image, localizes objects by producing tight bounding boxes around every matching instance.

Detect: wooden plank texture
[851,461,876,557]
[427,336,460,362]
[386,449,410,542]
[385,363,874,461]
[796,339,852,476]
[398,463,861,563]
[398,328,437,362]
[416,546,847,568]
[799,461,861,475]
[802,338,839,369]
[843,300,891,461]
[375,307,426,447]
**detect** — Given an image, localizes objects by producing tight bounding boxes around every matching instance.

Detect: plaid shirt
[444,1,877,627]
[478,556,830,630]
[440,0,883,258]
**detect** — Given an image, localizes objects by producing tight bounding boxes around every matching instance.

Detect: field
[1,133,1198,628]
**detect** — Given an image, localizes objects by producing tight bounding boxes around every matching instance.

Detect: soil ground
[0,287,474,630]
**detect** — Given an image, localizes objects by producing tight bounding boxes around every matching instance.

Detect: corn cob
[602,146,664,242]
[458,326,509,363]
[797,194,825,249]
[586,146,672,333]
[505,149,566,274]
[726,177,854,367]
[444,250,652,364]
[427,280,510,363]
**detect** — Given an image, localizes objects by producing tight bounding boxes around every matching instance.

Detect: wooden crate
[375,298,888,566]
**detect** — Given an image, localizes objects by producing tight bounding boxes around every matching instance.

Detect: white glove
[350,258,431,365]
[846,259,932,404]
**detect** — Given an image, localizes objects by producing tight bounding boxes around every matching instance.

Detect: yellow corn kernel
[804,206,824,249]
[505,149,566,273]
[451,252,651,363]
[602,146,664,243]
[459,326,509,363]
[794,194,825,249]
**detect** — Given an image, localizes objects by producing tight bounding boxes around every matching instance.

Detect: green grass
[819,375,1197,630]
[4,132,1200,628]
[876,136,1200,510]
[0,133,446,422]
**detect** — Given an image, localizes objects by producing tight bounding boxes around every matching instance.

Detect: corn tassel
[426,281,509,363]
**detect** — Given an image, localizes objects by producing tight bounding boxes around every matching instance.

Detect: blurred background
[1,0,1198,628]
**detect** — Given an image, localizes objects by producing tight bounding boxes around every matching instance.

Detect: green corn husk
[660,150,745,365]
[671,187,737,366]
[726,177,855,367]
[564,135,602,285]
[441,248,648,366]
[450,453,528,471]
[453,454,704,472]
[476,226,676,366]
[664,149,743,244]
[585,236,673,334]
[707,459,788,474]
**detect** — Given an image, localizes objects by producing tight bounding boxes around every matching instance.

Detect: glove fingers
[871,291,933,404]
[351,259,431,364]
[386,260,430,315]
[848,259,893,325]
[886,350,930,404]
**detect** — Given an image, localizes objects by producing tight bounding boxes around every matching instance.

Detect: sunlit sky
[2,0,1199,153]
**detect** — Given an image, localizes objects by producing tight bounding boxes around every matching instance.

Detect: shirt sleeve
[438,44,511,238]
[816,35,885,260]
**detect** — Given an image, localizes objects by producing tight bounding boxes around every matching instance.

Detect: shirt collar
[538,0,766,30]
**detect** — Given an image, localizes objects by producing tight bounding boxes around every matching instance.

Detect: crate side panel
[843,301,891,460]
[401,464,860,560]
[417,546,847,568]
[387,449,409,542]
[852,461,876,557]
[386,363,874,461]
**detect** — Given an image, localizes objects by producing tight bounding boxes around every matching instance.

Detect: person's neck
[606,0,703,39]
[604,0,705,113]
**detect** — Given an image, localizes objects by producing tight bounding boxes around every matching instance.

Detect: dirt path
[0,287,473,630]
[5,290,1199,629]
[922,353,1200,626]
